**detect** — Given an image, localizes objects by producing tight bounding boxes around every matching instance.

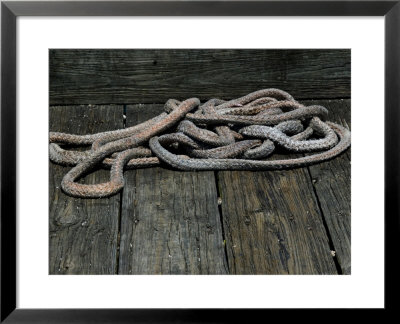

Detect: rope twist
[49,89,351,198]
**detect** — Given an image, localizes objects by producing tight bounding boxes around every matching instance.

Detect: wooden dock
[49,50,351,275]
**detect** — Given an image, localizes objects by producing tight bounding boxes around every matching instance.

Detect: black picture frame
[1,0,398,322]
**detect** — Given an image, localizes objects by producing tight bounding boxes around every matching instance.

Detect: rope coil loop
[49,89,351,198]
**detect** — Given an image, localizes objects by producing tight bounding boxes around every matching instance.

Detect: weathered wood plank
[303,99,351,274]
[118,104,228,274]
[217,168,338,274]
[49,105,123,274]
[217,99,350,274]
[50,49,350,105]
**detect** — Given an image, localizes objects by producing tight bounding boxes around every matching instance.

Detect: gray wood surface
[217,167,338,274]
[216,99,350,274]
[49,99,350,275]
[118,104,228,274]
[304,99,351,274]
[50,49,350,105]
[49,105,123,274]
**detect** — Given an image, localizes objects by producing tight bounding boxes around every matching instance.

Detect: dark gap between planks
[305,166,343,274]
[213,170,230,273]
[115,104,128,274]
[49,98,350,274]
[47,97,351,107]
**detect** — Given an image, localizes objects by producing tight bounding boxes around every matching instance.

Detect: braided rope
[49,89,351,198]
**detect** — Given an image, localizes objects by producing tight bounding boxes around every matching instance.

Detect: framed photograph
[1,0,397,322]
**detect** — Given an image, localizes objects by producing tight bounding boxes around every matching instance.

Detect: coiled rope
[49,89,351,198]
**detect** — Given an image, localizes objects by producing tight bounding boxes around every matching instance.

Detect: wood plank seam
[304,166,343,274]
[49,99,349,275]
[50,97,351,107]
[114,104,127,274]
[114,192,123,274]
[301,99,351,274]
[213,170,231,273]
[117,104,229,274]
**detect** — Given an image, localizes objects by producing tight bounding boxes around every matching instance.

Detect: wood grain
[303,99,351,274]
[49,105,123,274]
[118,104,228,274]
[50,49,350,105]
[217,167,338,274]
[216,99,350,274]
[48,99,350,275]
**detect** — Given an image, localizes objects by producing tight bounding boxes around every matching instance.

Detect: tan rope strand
[49,89,351,198]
